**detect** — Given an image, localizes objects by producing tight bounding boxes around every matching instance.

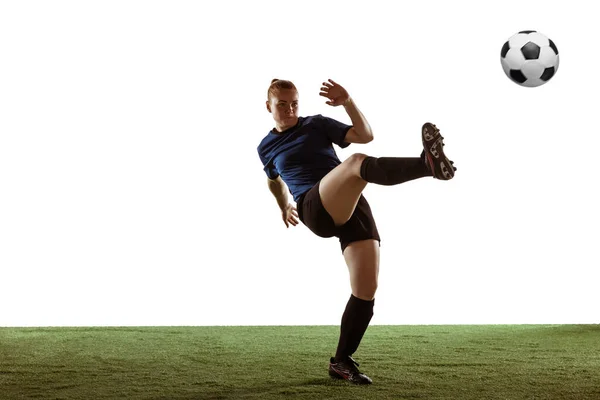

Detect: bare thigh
[343,239,380,301]
[319,153,368,226]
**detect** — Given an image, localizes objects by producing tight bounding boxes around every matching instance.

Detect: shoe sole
[422,122,454,180]
[329,370,345,379]
[329,366,372,384]
[329,365,350,380]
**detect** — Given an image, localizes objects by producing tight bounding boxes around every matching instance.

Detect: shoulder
[306,114,346,126]
[306,114,325,122]
[303,114,333,127]
[257,131,275,155]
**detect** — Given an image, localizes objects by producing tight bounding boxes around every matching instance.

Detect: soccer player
[257,78,456,384]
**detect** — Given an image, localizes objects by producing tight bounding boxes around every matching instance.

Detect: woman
[257,78,456,385]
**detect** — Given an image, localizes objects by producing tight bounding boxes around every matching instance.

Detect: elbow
[347,127,374,144]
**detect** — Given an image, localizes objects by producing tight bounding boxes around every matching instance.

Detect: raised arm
[343,97,373,144]
[319,79,373,144]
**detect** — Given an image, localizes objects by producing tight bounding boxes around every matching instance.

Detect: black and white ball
[500,31,559,87]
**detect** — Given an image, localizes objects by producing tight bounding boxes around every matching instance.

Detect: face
[266,89,299,131]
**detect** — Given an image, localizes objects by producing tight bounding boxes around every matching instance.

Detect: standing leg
[328,239,379,385]
[338,239,379,354]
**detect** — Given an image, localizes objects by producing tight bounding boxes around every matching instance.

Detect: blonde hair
[267,78,297,102]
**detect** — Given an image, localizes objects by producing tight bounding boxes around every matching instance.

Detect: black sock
[334,294,375,362]
[359,151,431,185]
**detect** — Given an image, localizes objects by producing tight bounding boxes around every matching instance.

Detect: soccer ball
[500,30,559,87]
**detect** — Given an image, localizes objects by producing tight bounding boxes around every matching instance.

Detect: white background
[1,0,598,327]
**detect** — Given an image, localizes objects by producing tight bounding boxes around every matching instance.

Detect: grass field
[1,324,599,399]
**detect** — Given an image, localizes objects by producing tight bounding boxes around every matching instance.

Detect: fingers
[290,213,299,224]
[283,205,299,228]
[320,80,345,106]
[283,216,299,228]
[319,91,335,106]
[288,210,299,226]
[287,217,298,227]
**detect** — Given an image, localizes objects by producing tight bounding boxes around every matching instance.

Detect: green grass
[1,325,599,399]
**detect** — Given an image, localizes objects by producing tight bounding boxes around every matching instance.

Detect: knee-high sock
[334,294,375,362]
[359,152,431,185]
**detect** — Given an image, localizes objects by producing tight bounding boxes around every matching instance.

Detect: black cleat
[422,122,456,180]
[328,356,373,385]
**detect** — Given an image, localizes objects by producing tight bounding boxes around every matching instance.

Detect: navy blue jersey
[257,114,352,203]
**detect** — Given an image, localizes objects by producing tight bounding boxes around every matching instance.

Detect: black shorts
[297,180,381,253]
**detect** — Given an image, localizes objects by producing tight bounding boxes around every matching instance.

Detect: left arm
[342,97,373,144]
[319,79,373,144]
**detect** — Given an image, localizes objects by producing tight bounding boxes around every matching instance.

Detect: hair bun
[271,78,279,84]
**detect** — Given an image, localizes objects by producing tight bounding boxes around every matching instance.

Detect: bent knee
[346,152,368,166]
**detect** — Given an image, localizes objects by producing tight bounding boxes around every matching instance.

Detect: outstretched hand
[282,203,299,228]
[319,79,350,107]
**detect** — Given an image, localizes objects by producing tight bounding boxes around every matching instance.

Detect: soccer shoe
[422,122,457,180]
[329,356,373,385]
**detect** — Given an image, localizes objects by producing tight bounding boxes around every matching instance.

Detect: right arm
[267,176,298,228]
[268,176,289,211]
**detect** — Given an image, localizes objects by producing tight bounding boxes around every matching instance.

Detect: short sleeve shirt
[257,114,352,202]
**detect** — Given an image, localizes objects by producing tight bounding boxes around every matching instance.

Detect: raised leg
[318,153,369,226]
[319,152,431,226]
[320,123,457,227]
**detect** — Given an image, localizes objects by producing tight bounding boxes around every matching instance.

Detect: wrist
[278,200,289,211]
[343,97,353,107]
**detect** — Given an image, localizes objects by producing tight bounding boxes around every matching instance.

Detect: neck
[275,117,298,133]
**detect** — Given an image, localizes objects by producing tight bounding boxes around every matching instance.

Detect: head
[266,79,299,132]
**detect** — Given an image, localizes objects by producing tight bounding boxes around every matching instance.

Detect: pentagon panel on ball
[500,30,559,87]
